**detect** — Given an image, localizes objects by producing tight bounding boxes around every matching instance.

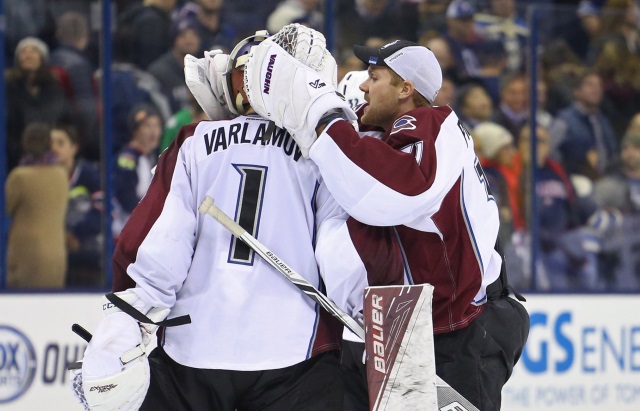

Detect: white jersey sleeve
[310,108,471,230]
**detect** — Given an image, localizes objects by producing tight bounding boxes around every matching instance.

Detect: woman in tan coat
[6,123,69,288]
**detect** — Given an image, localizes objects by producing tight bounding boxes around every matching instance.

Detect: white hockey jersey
[123,115,364,370]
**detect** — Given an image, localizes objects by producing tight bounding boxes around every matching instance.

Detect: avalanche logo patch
[391,115,417,135]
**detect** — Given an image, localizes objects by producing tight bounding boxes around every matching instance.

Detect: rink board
[0,293,639,410]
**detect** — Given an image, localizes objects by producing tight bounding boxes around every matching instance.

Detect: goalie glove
[269,23,339,89]
[78,290,170,411]
[184,49,233,120]
[244,38,356,158]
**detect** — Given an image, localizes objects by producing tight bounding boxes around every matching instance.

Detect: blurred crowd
[4,0,640,292]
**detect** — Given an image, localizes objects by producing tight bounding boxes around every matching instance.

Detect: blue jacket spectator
[117,0,177,69]
[112,104,163,238]
[50,12,99,160]
[175,0,236,55]
[550,70,617,180]
[51,124,104,286]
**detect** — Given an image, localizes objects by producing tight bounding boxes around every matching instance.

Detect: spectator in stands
[519,125,600,291]
[626,112,640,135]
[588,0,640,63]
[540,40,586,115]
[591,34,640,141]
[50,11,99,160]
[160,92,208,151]
[148,18,201,114]
[473,122,521,246]
[475,0,529,73]
[442,0,483,81]
[112,104,163,238]
[549,69,618,180]
[175,0,236,55]
[456,82,494,129]
[5,36,71,173]
[267,0,323,34]
[492,72,529,142]
[100,28,172,153]
[117,0,177,69]
[4,0,54,65]
[475,40,508,106]
[50,123,104,287]
[221,0,280,40]
[6,123,68,288]
[554,0,605,60]
[593,132,640,214]
[417,0,450,35]
[592,130,640,289]
[433,75,456,107]
[535,79,555,129]
[473,121,530,289]
[421,34,460,84]
[335,0,418,53]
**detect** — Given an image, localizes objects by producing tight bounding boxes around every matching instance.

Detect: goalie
[242,32,530,410]
[72,28,404,411]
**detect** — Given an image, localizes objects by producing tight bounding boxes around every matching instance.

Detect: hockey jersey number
[229,164,268,264]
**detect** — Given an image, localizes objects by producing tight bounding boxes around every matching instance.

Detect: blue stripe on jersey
[311,181,320,247]
[307,181,322,358]
[393,226,413,285]
[459,171,487,304]
[306,303,321,358]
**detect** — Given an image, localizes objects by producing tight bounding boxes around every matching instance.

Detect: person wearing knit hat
[15,36,49,65]
[5,36,71,173]
[148,16,201,113]
[473,121,515,161]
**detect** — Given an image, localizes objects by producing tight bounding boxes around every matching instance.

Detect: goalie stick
[198,195,479,411]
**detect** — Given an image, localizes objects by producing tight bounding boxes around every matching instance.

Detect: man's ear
[399,80,415,101]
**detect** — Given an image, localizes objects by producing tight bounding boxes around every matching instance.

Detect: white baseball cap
[353,40,442,104]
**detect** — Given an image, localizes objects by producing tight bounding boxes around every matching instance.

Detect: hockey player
[73,31,373,411]
[244,37,530,410]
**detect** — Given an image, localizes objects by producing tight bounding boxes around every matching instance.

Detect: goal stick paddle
[365,285,479,411]
[198,195,479,411]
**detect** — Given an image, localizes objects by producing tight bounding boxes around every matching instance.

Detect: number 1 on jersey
[229,165,268,264]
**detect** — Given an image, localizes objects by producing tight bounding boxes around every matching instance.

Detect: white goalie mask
[222,30,270,115]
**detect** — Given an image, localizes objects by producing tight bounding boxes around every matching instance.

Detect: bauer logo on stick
[370,294,386,373]
[365,285,438,411]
